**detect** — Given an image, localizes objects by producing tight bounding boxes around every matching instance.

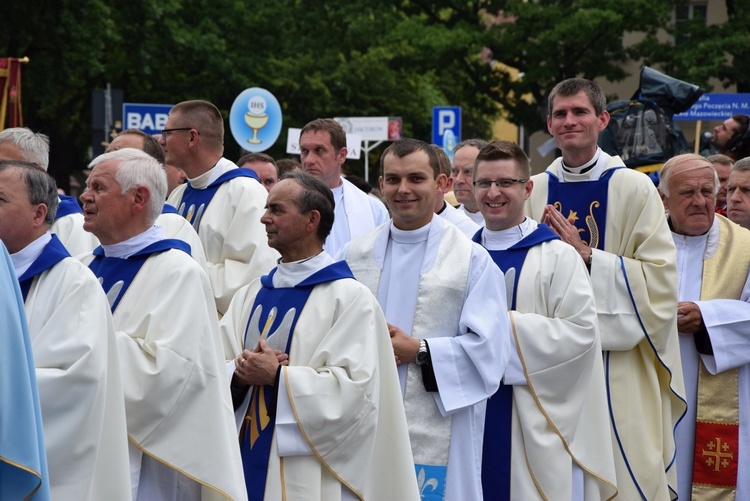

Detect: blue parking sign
[122,103,174,135]
[432,107,461,159]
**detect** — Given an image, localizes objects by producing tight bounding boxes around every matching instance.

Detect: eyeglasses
[472,178,528,189]
[160,128,198,140]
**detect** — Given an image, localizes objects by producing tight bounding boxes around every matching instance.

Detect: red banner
[0,57,25,130]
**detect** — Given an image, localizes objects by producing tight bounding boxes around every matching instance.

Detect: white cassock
[673,216,750,501]
[324,177,389,256]
[457,203,485,226]
[12,232,131,500]
[51,210,99,256]
[168,158,279,314]
[340,217,511,501]
[156,208,209,275]
[437,201,480,239]
[81,228,246,501]
[478,219,617,500]
[221,252,419,501]
[526,149,685,500]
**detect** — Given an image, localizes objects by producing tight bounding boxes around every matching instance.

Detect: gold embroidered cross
[702,438,734,472]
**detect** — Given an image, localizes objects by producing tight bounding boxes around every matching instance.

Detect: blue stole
[176,168,258,232]
[55,194,83,219]
[545,167,621,250]
[18,235,71,301]
[473,225,559,501]
[161,203,179,214]
[240,260,354,501]
[88,239,191,312]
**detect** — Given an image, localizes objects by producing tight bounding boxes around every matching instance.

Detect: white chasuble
[221,254,419,501]
[526,152,686,500]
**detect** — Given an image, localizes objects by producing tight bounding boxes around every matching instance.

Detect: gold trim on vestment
[509,312,619,501]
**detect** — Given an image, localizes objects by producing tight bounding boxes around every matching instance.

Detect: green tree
[480,0,676,135]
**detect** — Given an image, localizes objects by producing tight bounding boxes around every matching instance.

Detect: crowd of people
[1,77,749,501]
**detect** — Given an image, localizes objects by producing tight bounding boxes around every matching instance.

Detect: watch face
[416,348,429,366]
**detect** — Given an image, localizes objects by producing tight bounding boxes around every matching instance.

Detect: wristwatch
[415,339,429,366]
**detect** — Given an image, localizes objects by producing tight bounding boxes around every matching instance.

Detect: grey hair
[454,139,489,155]
[88,148,167,225]
[732,157,750,173]
[659,153,719,197]
[0,128,50,171]
[0,160,59,224]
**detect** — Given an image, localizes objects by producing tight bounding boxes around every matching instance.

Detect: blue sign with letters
[674,93,750,121]
[229,88,283,152]
[122,103,174,135]
[432,107,461,160]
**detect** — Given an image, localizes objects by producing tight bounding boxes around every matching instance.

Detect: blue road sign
[432,107,461,159]
[674,93,750,121]
[122,103,173,135]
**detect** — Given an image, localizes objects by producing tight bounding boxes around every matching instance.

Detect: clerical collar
[187,157,230,189]
[274,251,334,288]
[11,232,53,277]
[100,226,164,258]
[561,148,600,174]
[482,218,537,251]
[437,200,447,215]
[389,219,431,244]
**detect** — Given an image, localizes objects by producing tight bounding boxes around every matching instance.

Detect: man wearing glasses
[472,141,616,500]
[525,78,686,500]
[162,100,278,315]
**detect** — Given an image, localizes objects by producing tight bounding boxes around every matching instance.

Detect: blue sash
[177,168,258,233]
[161,203,179,214]
[473,225,559,501]
[88,239,191,312]
[545,168,621,250]
[240,260,354,501]
[18,235,71,301]
[55,194,83,219]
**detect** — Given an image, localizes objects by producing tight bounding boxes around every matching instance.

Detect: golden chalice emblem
[245,96,269,144]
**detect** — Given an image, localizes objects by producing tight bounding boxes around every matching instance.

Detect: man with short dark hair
[451,139,487,225]
[659,153,750,500]
[472,141,616,500]
[80,148,246,500]
[728,157,750,229]
[0,160,131,500]
[526,78,686,499]
[431,144,479,238]
[221,170,418,500]
[707,153,734,214]
[340,138,511,500]
[163,100,278,314]
[238,152,278,192]
[299,118,388,256]
[711,114,750,161]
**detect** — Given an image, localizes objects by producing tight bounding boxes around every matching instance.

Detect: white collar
[10,232,52,277]
[481,218,536,250]
[100,226,164,258]
[273,251,335,288]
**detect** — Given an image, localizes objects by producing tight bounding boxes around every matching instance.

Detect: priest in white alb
[80,148,246,500]
[163,100,278,314]
[659,154,750,500]
[471,141,617,500]
[340,139,511,500]
[526,78,686,499]
[0,160,131,500]
[222,170,418,500]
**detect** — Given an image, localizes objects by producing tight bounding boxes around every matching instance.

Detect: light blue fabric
[0,241,50,500]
